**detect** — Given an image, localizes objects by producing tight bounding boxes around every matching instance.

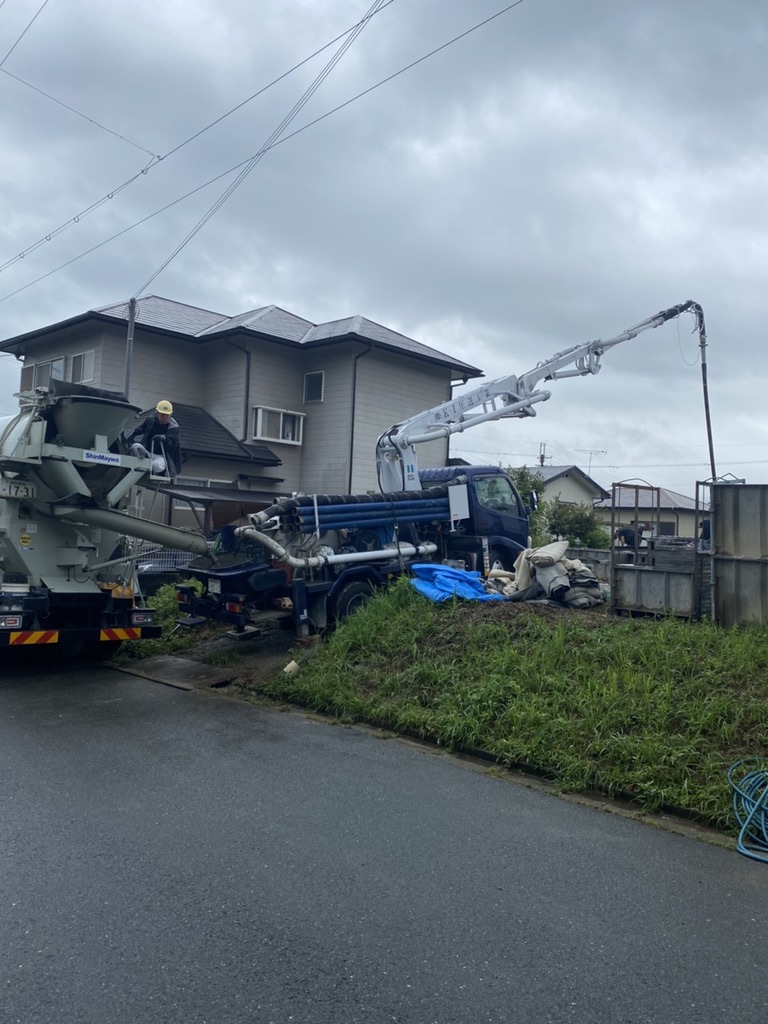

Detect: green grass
[249,577,768,830]
[115,580,211,660]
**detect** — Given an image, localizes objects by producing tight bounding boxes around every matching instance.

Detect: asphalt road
[1,660,767,1024]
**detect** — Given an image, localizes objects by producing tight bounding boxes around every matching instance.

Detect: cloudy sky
[1,0,765,498]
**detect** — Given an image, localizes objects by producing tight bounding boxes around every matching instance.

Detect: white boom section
[376,301,704,492]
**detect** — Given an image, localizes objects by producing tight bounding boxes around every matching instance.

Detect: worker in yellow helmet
[125,400,181,476]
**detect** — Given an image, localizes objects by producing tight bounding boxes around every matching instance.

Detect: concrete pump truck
[177,300,706,638]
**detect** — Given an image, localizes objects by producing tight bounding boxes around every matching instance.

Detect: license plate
[0,480,36,499]
[208,578,221,595]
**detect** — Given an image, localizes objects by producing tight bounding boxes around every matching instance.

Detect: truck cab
[418,465,530,572]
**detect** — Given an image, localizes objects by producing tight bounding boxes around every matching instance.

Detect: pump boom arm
[376,300,705,492]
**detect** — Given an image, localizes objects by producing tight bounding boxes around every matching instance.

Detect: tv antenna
[576,449,606,474]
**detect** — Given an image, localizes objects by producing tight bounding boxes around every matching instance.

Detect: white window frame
[303,370,325,404]
[70,349,95,384]
[252,406,304,445]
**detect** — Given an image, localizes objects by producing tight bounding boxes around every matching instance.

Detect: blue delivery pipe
[287,498,450,517]
[295,512,449,533]
[291,505,449,527]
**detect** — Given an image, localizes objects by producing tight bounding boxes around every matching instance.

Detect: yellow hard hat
[156,400,173,415]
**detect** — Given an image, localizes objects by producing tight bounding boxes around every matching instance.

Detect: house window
[252,406,304,445]
[304,371,324,403]
[70,350,95,383]
[20,358,65,391]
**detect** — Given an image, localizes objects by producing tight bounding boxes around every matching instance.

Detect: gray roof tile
[197,305,314,341]
[95,297,481,376]
[95,296,228,335]
[594,485,696,510]
[534,464,610,499]
[1,295,482,379]
[303,315,480,374]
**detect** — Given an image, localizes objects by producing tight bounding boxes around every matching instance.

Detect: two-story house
[0,295,483,528]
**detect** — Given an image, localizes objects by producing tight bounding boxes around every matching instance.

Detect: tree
[505,466,611,548]
[505,465,550,547]
[546,500,611,548]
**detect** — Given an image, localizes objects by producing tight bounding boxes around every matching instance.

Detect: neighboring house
[594,484,699,539]
[533,465,610,506]
[0,295,482,527]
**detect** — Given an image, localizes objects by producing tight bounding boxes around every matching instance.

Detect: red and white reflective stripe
[99,628,141,642]
[9,630,59,645]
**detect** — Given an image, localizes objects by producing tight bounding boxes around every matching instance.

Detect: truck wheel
[489,548,513,572]
[332,581,374,622]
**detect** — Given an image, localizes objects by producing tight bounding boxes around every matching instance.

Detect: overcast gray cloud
[1,0,765,496]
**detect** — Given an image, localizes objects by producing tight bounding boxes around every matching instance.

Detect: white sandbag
[528,540,569,567]
[513,548,533,590]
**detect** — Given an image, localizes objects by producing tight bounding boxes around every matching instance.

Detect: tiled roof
[95,297,481,377]
[535,464,610,499]
[95,296,228,335]
[134,404,281,465]
[196,305,314,342]
[0,295,484,379]
[594,485,696,510]
[302,315,480,375]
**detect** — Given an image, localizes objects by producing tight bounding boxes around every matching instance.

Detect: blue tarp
[409,563,505,603]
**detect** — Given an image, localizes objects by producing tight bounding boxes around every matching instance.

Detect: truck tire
[489,547,513,572]
[332,580,375,623]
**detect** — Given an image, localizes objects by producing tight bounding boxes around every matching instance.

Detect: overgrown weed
[257,576,768,830]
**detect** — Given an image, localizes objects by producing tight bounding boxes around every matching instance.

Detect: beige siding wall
[594,507,699,538]
[100,327,129,392]
[542,474,598,505]
[242,342,307,493]
[102,329,209,410]
[349,352,451,493]
[297,347,354,494]
[199,342,248,439]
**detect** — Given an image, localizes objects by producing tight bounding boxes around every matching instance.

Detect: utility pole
[576,449,606,475]
[538,442,548,467]
[123,297,137,400]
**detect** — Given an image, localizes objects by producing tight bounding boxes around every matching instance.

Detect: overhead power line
[0,0,51,67]
[135,0,391,296]
[0,66,159,157]
[0,0,527,304]
[0,0,397,276]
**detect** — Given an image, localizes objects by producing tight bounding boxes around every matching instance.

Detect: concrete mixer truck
[0,380,210,656]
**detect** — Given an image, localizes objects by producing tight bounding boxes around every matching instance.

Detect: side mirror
[528,491,538,511]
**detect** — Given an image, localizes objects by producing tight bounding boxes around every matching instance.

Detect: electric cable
[728,758,768,863]
[134,0,390,296]
[0,1,396,276]
[0,66,159,158]
[268,0,526,152]
[0,0,525,300]
[0,0,51,67]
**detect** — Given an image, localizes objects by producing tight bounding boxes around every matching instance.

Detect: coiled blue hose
[728,758,768,863]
